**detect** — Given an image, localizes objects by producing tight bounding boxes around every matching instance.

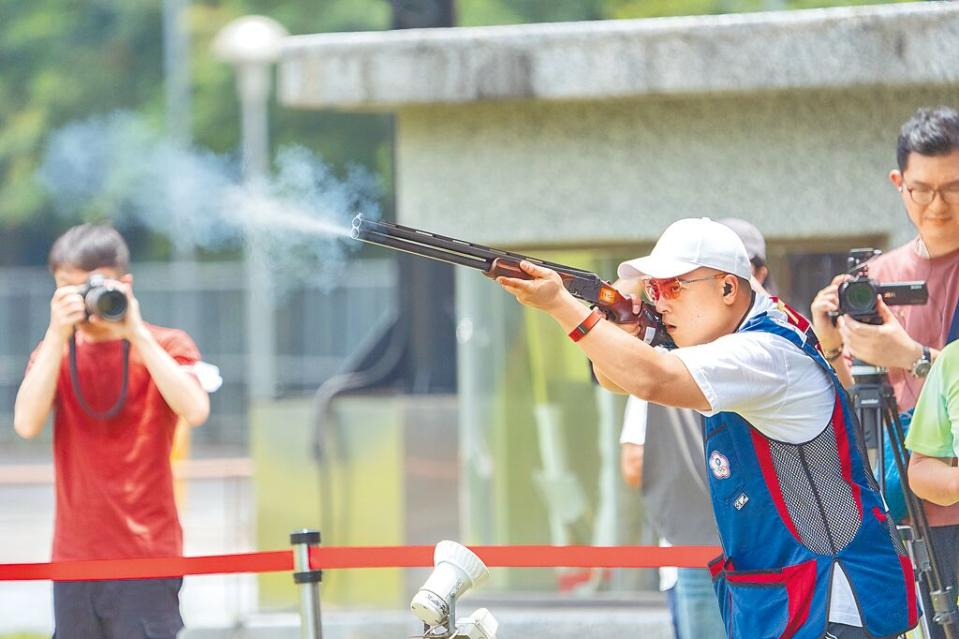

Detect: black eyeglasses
[900,182,959,206]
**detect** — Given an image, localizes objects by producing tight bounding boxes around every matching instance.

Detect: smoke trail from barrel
[37,111,381,289]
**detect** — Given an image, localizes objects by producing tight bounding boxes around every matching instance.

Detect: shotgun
[351,214,673,348]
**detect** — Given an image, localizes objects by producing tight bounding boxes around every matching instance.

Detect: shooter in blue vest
[497,217,919,639]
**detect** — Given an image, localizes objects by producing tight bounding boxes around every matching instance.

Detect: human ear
[889,169,903,189]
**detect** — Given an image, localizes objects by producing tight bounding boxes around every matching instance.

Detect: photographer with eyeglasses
[811,106,959,639]
[497,217,917,639]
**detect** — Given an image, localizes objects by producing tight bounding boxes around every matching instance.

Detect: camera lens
[87,287,128,322]
[843,280,876,314]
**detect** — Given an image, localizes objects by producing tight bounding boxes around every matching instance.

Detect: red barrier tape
[0,551,293,582]
[310,545,722,569]
[0,545,722,582]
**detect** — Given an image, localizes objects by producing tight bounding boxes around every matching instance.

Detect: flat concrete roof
[280,2,959,110]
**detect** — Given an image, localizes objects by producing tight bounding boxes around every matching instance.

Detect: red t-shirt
[29,324,200,561]
[869,239,959,526]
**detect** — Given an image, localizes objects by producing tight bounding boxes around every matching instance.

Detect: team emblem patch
[709,451,731,479]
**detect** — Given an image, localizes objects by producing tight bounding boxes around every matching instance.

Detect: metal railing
[0,258,397,446]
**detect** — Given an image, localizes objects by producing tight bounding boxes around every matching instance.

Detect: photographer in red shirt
[14,224,210,639]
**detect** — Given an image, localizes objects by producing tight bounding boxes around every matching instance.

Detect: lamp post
[212,16,288,401]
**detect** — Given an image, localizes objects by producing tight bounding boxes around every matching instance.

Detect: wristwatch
[910,345,932,378]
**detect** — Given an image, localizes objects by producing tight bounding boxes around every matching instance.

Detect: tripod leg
[884,405,959,639]
[919,570,945,639]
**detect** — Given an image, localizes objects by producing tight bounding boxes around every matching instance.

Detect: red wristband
[569,309,604,343]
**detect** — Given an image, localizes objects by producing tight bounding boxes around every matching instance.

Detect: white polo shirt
[671,294,861,627]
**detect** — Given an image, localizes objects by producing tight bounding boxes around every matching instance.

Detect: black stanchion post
[290,529,323,639]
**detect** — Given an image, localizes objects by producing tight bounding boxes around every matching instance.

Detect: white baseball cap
[618,217,752,280]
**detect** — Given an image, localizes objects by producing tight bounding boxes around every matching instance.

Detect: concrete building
[281,2,959,250]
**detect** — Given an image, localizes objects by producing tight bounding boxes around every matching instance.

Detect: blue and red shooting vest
[705,304,919,639]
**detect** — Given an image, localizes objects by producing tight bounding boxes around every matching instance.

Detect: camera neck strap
[68,332,131,420]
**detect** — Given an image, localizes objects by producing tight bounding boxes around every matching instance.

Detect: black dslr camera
[836,248,927,325]
[78,274,128,322]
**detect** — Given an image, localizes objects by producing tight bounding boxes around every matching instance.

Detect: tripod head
[849,358,886,382]
[849,356,892,454]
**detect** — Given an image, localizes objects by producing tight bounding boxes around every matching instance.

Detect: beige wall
[395,87,958,249]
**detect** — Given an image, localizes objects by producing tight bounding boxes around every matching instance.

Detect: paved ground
[181,605,673,639]
[0,461,670,638]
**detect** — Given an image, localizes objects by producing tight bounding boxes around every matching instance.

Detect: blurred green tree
[0,0,393,264]
[0,0,910,265]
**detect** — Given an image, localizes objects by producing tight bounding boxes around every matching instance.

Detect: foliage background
[0,0,909,265]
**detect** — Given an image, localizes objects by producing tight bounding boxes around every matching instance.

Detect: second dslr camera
[79,274,128,322]
[836,248,926,325]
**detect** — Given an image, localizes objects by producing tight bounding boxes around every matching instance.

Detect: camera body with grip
[836,248,927,325]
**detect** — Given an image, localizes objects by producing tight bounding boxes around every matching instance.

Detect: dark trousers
[53,578,183,639]
[826,622,917,638]
[825,622,870,638]
[916,524,959,639]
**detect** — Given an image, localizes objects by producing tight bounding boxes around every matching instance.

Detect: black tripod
[851,360,959,639]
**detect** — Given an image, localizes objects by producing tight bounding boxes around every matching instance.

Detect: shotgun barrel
[351,214,673,347]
